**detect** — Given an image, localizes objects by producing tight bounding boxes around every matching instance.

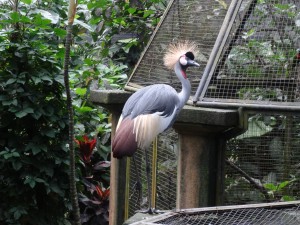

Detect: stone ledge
[90,89,131,105]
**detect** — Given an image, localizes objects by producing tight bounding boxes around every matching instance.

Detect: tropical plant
[75,134,110,225]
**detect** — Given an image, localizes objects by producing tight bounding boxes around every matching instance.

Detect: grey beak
[187,59,200,67]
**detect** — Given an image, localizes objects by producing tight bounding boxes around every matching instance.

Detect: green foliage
[264,178,297,201]
[0,0,166,224]
[0,2,71,224]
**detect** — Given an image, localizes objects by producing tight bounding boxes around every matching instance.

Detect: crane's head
[179,51,200,68]
[164,40,200,71]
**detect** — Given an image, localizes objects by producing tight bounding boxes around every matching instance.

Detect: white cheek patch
[179,56,187,66]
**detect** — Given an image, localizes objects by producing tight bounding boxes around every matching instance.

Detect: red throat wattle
[181,70,187,79]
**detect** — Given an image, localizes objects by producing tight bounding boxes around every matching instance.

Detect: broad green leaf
[54,28,67,37]
[128,8,136,14]
[264,183,276,191]
[23,107,34,114]
[25,143,41,155]
[14,210,22,220]
[78,106,93,113]
[58,120,66,129]
[73,19,94,32]
[274,4,291,10]
[41,128,55,138]
[41,75,53,84]
[281,195,295,201]
[31,76,42,84]
[3,153,12,159]
[34,14,51,27]
[0,95,9,101]
[50,183,61,193]
[75,87,87,96]
[117,38,138,43]
[15,111,28,118]
[87,0,107,9]
[31,146,41,155]
[29,180,35,188]
[11,152,20,157]
[24,178,36,188]
[216,0,227,9]
[237,120,272,139]
[277,181,290,191]
[35,178,45,183]
[6,78,16,85]
[143,10,154,18]
[31,110,42,120]
[32,9,59,24]
[12,161,22,171]
[10,12,20,23]
[21,0,32,4]
[43,167,54,177]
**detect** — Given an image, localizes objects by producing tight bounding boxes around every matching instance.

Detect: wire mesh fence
[128,129,179,217]
[200,0,300,107]
[127,111,300,217]
[225,111,300,205]
[126,0,231,93]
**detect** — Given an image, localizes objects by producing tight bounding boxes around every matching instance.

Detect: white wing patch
[116,115,123,131]
[133,107,177,149]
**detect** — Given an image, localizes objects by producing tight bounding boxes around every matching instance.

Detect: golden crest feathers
[163,40,198,70]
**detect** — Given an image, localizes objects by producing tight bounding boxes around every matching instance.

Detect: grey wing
[122,84,180,121]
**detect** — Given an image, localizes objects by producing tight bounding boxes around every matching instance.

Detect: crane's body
[112,41,199,213]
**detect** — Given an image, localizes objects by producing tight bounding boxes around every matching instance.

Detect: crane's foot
[136,208,164,214]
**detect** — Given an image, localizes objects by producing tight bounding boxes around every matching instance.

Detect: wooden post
[109,111,127,225]
[89,90,132,225]
[174,106,240,209]
[175,132,219,208]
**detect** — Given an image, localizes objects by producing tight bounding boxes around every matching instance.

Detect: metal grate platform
[130,201,300,225]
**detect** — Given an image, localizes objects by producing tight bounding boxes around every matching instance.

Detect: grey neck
[174,61,191,109]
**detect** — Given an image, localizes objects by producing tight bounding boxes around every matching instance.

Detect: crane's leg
[130,155,142,207]
[144,147,153,213]
[135,148,162,214]
[139,147,162,214]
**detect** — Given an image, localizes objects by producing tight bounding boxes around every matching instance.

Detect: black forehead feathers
[185,51,194,60]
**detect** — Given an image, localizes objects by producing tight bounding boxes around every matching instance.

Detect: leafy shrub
[0,0,99,222]
[0,2,71,224]
[0,0,166,224]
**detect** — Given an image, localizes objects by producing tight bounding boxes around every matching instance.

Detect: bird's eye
[179,56,187,66]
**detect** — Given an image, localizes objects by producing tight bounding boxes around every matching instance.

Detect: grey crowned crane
[112,41,200,213]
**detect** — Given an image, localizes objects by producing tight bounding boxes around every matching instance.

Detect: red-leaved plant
[75,135,97,164]
[75,135,110,225]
